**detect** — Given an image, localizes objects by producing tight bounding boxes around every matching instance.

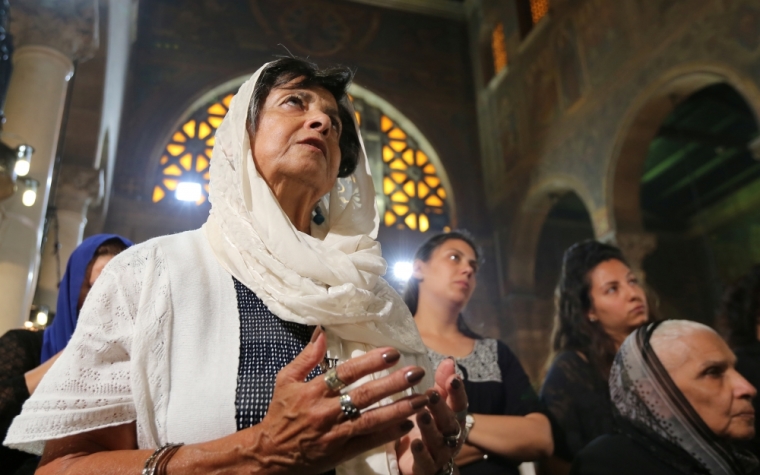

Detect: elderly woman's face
[251,79,343,198]
[659,330,756,440]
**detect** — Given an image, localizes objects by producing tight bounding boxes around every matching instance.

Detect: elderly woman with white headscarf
[4,58,467,475]
[571,320,758,475]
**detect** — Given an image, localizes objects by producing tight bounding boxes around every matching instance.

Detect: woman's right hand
[248,332,430,474]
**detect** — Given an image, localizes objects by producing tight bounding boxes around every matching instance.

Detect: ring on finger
[339,394,361,419]
[324,368,347,392]
[443,419,462,448]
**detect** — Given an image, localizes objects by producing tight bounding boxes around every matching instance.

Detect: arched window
[153,82,453,233]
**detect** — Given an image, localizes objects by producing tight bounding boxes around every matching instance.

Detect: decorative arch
[151,77,454,234]
[606,62,760,234]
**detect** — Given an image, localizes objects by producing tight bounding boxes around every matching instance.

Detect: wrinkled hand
[252,333,429,475]
[397,358,469,474]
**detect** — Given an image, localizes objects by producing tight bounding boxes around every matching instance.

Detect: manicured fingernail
[446,356,456,362]
[419,411,432,424]
[410,395,429,410]
[451,378,462,390]
[406,368,425,384]
[412,440,424,453]
[383,350,400,364]
[428,390,440,405]
[401,420,414,432]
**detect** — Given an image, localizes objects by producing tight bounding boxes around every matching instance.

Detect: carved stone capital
[10,0,99,62]
[56,164,102,215]
[608,231,657,280]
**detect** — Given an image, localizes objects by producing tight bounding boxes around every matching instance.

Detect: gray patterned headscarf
[610,322,757,475]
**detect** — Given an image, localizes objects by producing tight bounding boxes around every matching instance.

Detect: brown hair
[76,238,129,310]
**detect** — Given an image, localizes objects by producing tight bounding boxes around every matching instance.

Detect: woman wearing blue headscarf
[0,233,131,474]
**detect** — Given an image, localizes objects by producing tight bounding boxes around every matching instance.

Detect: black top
[540,351,615,461]
[233,279,334,475]
[0,329,44,474]
[427,339,543,475]
[734,342,760,464]
[570,432,709,475]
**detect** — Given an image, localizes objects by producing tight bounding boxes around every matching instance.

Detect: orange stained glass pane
[404,213,417,230]
[382,146,395,162]
[426,195,443,207]
[381,115,393,132]
[167,144,185,156]
[163,164,183,176]
[206,148,214,158]
[389,140,406,153]
[443,225,451,232]
[222,94,233,108]
[391,171,407,184]
[391,191,409,203]
[419,214,430,232]
[196,195,206,205]
[383,177,395,195]
[198,122,212,139]
[160,155,169,165]
[172,132,186,143]
[208,116,223,128]
[152,186,165,202]
[418,181,430,198]
[423,163,436,174]
[179,153,193,171]
[392,204,409,215]
[530,0,549,24]
[424,176,441,188]
[438,188,447,199]
[204,184,210,193]
[163,178,179,190]
[390,159,407,171]
[492,23,508,74]
[354,111,361,125]
[206,137,216,147]
[416,151,429,166]
[403,181,416,197]
[196,155,210,172]
[388,128,407,140]
[182,120,196,138]
[384,210,396,226]
[208,103,227,116]
[402,149,414,166]
[203,171,210,180]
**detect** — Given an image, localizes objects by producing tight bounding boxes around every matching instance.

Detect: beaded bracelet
[142,443,184,475]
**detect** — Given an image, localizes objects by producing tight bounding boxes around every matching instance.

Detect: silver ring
[339,394,361,419]
[324,368,347,392]
[443,419,462,448]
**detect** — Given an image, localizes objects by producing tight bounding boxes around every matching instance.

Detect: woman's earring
[312,205,325,225]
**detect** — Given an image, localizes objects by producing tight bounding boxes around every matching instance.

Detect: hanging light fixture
[20,176,39,206]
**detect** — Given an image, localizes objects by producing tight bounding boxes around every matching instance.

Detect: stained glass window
[491,23,508,74]
[152,93,233,205]
[529,0,549,25]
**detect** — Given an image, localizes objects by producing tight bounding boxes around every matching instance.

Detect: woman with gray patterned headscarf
[571,320,758,475]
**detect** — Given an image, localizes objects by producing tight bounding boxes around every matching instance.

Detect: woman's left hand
[397,358,468,474]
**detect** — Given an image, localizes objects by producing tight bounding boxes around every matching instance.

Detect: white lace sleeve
[3,244,157,455]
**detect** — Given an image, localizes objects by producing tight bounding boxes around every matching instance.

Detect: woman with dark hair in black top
[406,231,553,475]
[540,240,653,473]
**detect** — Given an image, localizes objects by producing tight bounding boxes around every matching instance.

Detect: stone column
[35,166,102,310]
[611,231,658,282]
[0,0,97,332]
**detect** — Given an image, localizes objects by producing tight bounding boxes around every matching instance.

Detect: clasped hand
[254,332,467,474]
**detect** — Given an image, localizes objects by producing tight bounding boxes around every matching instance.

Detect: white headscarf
[202,62,433,473]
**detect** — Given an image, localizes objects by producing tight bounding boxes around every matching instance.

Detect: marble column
[35,166,102,310]
[0,0,97,332]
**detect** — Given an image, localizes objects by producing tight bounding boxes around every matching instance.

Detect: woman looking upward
[406,231,553,475]
[540,240,651,472]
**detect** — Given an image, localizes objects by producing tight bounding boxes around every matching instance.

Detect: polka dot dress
[233,278,323,430]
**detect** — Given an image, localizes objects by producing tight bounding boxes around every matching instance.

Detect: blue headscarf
[41,234,133,362]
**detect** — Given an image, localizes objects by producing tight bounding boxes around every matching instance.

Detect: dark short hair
[718,265,760,349]
[247,57,360,178]
[550,240,634,377]
[402,230,483,339]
